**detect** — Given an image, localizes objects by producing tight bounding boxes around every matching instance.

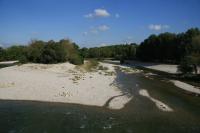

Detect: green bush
[0,39,84,65]
[40,47,57,64]
[98,65,108,70]
[69,54,84,65]
[27,41,45,63]
[0,47,5,61]
[27,39,83,65]
[18,55,28,63]
[178,57,194,74]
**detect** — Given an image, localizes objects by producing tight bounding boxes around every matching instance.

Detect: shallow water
[0,67,200,133]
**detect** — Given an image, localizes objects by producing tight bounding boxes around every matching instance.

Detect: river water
[0,66,200,133]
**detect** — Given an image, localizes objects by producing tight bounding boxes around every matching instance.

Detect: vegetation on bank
[80,44,137,60]
[136,28,200,74]
[0,39,83,65]
[80,28,200,74]
[0,28,199,74]
[76,59,99,72]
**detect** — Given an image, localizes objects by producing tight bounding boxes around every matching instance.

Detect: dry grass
[76,59,99,72]
[0,82,15,88]
[98,65,108,71]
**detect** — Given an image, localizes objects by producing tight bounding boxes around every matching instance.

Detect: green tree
[0,47,5,61]
[80,47,89,58]
[4,45,28,63]
[178,35,200,74]
[27,40,45,62]
[178,57,194,74]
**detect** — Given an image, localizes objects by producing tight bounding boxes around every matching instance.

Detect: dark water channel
[0,66,200,133]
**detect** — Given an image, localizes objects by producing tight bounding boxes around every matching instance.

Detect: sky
[0,0,200,48]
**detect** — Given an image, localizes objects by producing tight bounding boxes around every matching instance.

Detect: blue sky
[0,0,200,47]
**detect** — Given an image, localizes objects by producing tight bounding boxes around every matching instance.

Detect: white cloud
[149,24,170,31]
[163,25,170,29]
[95,9,110,17]
[98,25,110,31]
[84,8,110,18]
[31,31,39,35]
[83,25,110,36]
[83,32,88,36]
[149,24,161,30]
[84,13,93,18]
[90,29,99,34]
[100,43,107,46]
[115,13,120,18]
[122,36,134,44]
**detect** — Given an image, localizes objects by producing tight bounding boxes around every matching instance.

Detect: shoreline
[0,62,133,110]
[170,80,200,95]
[0,60,199,111]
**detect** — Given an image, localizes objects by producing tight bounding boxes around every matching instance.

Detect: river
[0,66,200,133]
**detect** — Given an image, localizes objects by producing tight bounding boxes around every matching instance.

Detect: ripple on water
[80,124,85,129]
[8,130,16,133]
[103,124,112,129]
[65,112,71,115]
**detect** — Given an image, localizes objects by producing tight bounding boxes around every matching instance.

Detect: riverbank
[0,60,199,112]
[126,60,178,74]
[0,61,133,110]
[0,60,19,65]
[104,60,200,94]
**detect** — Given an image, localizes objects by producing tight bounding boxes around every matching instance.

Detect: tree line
[136,28,200,74]
[0,28,200,74]
[0,39,83,65]
[80,43,138,60]
[80,28,200,74]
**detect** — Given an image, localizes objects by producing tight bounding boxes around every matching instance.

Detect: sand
[171,80,200,95]
[146,64,178,74]
[126,60,178,74]
[0,60,18,65]
[0,62,132,110]
[0,60,199,110]
[139,89,173,112]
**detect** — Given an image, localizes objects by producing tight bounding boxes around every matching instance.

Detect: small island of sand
[0,61,133,110]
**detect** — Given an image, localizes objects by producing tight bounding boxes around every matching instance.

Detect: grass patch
[104,71,116,76]
[121,67,134,72]
[98,65,108,71]
[76,59,99,72]
[0,62,19,69]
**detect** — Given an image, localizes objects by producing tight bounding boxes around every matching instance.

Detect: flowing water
[0,66,200,133]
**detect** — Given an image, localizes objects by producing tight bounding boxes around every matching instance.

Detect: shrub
[178,57,194,74]
[18,55,28,63]
[26,39,83,65]
[40,47,57,64]
[98,65,108,70]
[27,41,45,63]
[0,47,5,61]
[69,54,83,65]
[0,39,84,65]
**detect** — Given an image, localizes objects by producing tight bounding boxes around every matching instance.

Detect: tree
[27,40,45,62]
[0,47,5,61]
[177,35,200,74]
[26,39,83,65]
[137,28,200,64]
[178,56,195,74]
[40,42,57,64]
[84,44,138,60]
[80,47,89,58]
[3,45,28,62]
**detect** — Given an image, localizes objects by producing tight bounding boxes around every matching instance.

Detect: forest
[0,28,200,73]
[80,28,200,74]
[0,39,83,65]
